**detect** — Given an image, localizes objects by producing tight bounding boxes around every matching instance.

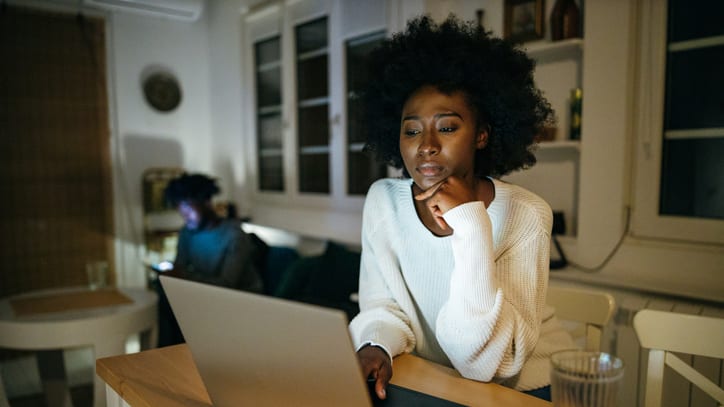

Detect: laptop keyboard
[368,382,467,407]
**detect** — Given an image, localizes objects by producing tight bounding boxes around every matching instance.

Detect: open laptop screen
[160,276,466,407]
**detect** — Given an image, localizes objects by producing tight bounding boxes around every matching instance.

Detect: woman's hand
[357,345,392,400]
[414,176,477,230]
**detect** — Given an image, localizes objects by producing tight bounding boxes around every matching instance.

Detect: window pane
[298,105,328,147]
[348,151,387,195]
[660,137,724,219]
[259,156,284,191]
[296,17,327,54]
[258,113,282,149]
[255,36,283,192]
[659,4,724,221]
[256,66,281,107]
[295,17,329,194]
[665,45,724,129]
[297,55,328,100]
[256,37,280,65]
[346,32,386,195]
[347,32,384,93]
[347,97,366,144]
[299,152,329,193]
[668,0,724,42]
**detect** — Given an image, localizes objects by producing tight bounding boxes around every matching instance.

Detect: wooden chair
[547,285,616,351]
[633,309,724,407]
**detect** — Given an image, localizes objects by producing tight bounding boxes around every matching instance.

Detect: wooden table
[0,286,158,407]
[97,344,550,407]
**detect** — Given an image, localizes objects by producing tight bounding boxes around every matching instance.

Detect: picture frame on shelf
[503,0,544,43]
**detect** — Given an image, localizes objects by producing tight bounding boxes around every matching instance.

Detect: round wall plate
[143,71,182,112]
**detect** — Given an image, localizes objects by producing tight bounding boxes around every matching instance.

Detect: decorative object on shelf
[476,8,486,31]
[535,126,558,142]
[143,167,184,213]
[569,87,582,140]
[142,167,185,268]
[550,0,581,41]
[142,68,182,112]
[503,0,544,43]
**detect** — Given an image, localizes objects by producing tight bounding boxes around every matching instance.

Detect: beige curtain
[0,5,114,298]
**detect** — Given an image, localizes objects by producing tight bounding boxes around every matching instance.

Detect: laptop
[160,275,464,407]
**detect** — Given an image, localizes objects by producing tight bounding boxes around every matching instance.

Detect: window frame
[631,0,724,245]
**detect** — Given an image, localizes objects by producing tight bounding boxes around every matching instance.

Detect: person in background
[155,173,263,346]
[348,15,575,402]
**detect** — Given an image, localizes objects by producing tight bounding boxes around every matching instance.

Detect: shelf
[524,38,583,61]
[537,140,580,151]
[144,210,184,231]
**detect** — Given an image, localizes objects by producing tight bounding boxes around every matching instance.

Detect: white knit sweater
[348,178,575,391]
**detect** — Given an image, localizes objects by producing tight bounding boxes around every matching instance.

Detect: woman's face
[178,200,204,230]
[399,85,487,191]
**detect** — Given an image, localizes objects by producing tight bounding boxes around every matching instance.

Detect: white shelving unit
[525,38,584,60]
[503,36,584,237]
[538,140,580,151]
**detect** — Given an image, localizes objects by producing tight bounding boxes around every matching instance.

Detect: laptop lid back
[160,275,372,407]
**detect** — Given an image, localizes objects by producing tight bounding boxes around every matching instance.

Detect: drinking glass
[550,350,624,407]
[86,261,109,290]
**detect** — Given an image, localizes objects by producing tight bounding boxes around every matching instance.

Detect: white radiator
[612,295,724,407]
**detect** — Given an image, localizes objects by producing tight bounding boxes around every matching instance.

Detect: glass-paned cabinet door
[255,36,284,191]
[346,31,387,195]
[296,16,330,193]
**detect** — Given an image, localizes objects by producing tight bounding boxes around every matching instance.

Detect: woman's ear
[475,125,489,149]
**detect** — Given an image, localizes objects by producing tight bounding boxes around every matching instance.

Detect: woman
[164,173,263,292]
[155,173,263,347]
[348,16,574,401]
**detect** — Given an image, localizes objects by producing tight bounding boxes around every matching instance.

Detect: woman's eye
[404,129,421,136]
[438,126,457,133]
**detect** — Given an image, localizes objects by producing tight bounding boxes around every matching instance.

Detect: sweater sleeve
[435,200,551,383]
[348,183,417,358]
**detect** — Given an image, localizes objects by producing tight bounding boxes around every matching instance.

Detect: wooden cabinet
[244,0,388,207]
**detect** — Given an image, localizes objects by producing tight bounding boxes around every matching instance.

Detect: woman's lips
[416,163,444,177]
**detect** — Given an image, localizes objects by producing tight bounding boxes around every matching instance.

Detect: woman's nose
[417,131,440,156]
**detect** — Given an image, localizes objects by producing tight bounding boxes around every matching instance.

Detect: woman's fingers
[414,178,447,201]
[374,362,392,399]
[433,213,449,230]
[357,345,392,399]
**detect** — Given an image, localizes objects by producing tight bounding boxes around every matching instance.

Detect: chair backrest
[546,285,616,351]
[633,309,724,407]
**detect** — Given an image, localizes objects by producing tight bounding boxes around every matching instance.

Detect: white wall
[207,1,253,213]
[107,8,217,286]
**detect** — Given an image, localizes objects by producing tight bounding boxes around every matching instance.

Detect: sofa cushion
[263,246,300,295]
[274,242,360,319]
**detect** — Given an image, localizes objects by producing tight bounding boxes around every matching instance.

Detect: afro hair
[362,15,554,178]
[164,173,220,207]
